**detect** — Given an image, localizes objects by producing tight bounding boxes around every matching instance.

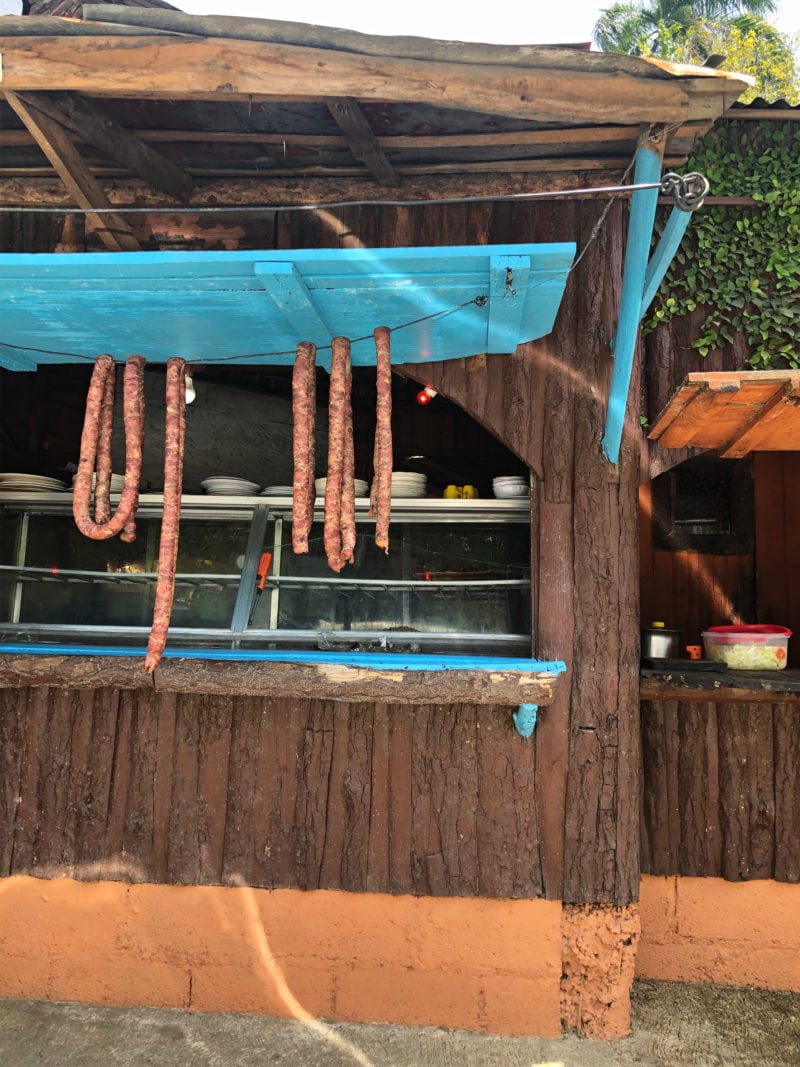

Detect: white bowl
[493,476,527,485]
[493,484,529,498]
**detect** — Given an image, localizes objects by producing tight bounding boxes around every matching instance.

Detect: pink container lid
[703,624,792,641]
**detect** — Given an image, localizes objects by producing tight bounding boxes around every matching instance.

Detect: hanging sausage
[371,326,393,553]
[73,354,145,542]
[323,336,353,573]
[144,357,187,673]
[291,341,317,554]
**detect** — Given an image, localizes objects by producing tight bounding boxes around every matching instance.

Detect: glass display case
[0,495,532,655]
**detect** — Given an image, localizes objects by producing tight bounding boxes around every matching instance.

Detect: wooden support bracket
[487,255,531,353]
[3,90,140,252]
[326,97,400,186]
[253,261,334,357]
[14,90,194,203]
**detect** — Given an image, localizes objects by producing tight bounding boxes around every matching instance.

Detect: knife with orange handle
[248,551,272,625]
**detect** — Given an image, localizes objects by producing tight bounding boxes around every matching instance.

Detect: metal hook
[661,171,710,212]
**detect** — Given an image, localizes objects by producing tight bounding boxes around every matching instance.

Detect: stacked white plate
[387,471,427,499]
[0,472,68,493]
[493,475,529,499]
[72,472,126,493]
[315,478,369,497]
[260,485,294,496]
[201,476,261,496]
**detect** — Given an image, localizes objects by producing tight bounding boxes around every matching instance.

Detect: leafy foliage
[644,120,800,370]
[594,0,778,56]
[594,2,799,102]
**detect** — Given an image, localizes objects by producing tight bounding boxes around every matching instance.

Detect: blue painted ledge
[0,644,566,675]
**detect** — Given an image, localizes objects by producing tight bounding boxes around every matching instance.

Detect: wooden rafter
[325,97,399,186]
[3,91,140,252]
[14,91,194,202]
[0,121,708,151]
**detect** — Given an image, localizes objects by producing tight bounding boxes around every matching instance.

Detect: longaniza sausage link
[324,337,349,572]
[144,357,186,673]
[93,360,116,525]
[120,356,146,544]
[338,354,356,569]
[372,326,393,553]
[292,341,316,554]
[73,355,146,541]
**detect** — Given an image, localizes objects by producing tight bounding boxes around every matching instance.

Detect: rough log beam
[0,169,626,207]
[0,655,561,707]
[326,97,399,186]
[2,90,140,251]
[13,90,194,202]
[0,35,693,124]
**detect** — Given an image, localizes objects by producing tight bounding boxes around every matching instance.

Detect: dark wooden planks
[642,696,800,882]
[774,702,800,882]
[3,686,546,897]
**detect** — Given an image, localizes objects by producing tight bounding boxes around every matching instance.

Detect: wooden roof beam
[326,97,400,186]
[13,91,194,203]
[2,90,140,252]
[0,35,695,124]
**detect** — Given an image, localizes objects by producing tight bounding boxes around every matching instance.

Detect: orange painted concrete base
[0,877,562,1037]
[639,875,800,992]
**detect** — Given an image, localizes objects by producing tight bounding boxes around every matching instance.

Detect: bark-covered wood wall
[641,696,800,883]
[1,687,548,897]
[1,197,641,906]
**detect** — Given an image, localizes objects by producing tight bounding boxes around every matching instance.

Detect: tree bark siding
[2,686,553,897]
[642,697,799,882]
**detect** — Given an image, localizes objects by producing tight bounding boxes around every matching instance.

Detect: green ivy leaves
[644,120,800,370]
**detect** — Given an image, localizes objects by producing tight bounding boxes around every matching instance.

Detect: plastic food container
[701,625,792,670]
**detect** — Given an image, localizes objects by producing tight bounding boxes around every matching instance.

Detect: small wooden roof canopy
[649,371,800,457]
[0,5,750,248]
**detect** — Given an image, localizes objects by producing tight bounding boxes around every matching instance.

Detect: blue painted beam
[487,255,530,352]
[0,643,567,675]
[640,207,693,316]
[601,144,663,464]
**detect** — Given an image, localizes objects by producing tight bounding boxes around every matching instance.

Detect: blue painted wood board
[0,643,567,674]
[0,244,575,371]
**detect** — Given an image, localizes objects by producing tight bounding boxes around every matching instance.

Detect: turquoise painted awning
[0,244,575,371]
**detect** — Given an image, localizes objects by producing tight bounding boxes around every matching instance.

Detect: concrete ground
[1,980,799,1066]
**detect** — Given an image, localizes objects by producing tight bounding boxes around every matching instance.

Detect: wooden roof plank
[14,90,195,203]
[2,89,140,252]
[721,379,800,457]
[652,378,741,448]
[325,97,400,186]
[0,35,693,124]
[650,372,800,455]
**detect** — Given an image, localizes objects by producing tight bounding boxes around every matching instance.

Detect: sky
[174,0,798,45]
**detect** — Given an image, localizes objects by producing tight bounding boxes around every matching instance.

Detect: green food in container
[702,625,792,670]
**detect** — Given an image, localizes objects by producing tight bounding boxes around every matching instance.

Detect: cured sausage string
[144,357,187,674]
[73,354,146,541]
[291,341,316,554]
[338,353,356,570]
[324,336,350,572]
[93,360,116,525]
[371,326,393,553]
